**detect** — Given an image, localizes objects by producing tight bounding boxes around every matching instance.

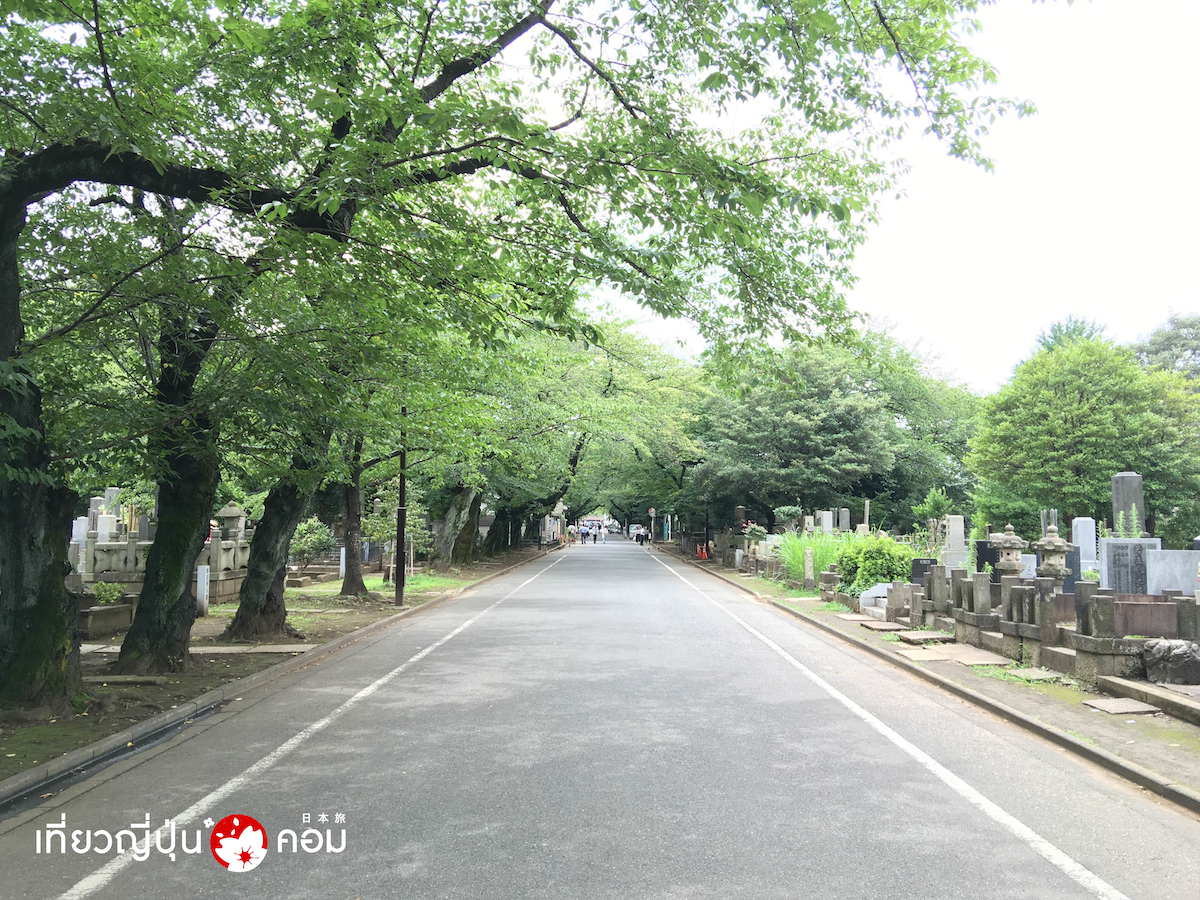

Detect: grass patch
[283,571,471,601]
[813,601,852,613]
[775,531,856,582]
[879,632,901,643]
[751,577,818,599]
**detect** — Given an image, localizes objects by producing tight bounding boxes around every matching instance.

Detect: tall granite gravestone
[1099,537,1161,594]
[942,515,967,568]
[87,496,103,531]
[838,508,850,531]
[1072,517,1097,569]
[95,514,115,542]
[818,511,834,534]
[1111,472,1146,536]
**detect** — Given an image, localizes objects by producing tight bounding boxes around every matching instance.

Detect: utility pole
[394,405,407,606]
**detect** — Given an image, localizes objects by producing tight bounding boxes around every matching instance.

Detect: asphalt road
[2,540,1199,899]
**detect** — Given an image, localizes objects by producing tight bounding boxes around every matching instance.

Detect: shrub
[835,535,916,594]
[291,517,336,572]
[744,523,768,541]
[91,582,124,605]
[773,506,805,528]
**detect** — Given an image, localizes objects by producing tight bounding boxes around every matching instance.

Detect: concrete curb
[659,547,1200,818]
[0,546,561,810]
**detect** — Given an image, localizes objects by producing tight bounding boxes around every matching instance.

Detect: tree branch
[538,17,642,119]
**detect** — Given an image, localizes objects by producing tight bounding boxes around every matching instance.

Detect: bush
[835,535,916,594]
[291,517,336,572]
[744,523,768,541]
[91,582,124,605]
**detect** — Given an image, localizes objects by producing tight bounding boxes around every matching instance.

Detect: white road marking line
[647,552,1131,900]
[57,555,565,900]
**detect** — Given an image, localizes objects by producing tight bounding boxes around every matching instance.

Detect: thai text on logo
[35,811,348,867]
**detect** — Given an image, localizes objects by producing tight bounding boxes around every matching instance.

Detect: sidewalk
[663,549,1200,804]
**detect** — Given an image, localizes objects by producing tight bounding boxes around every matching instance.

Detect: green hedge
[834,535,916,596]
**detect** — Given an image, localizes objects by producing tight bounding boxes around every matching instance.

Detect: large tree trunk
[434,485,480,568]
[224,475,310,640]
[339,437,367,597]
[482,505,519,556]
[0,203,82,709]
[116,310,220,674]
[226,428,331,639]
[116,417,220,674]
[0,478,81,710]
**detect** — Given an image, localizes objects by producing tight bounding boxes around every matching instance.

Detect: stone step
[860,605,887,621]
[980,631,1005,656]
[1041,645,1077,676]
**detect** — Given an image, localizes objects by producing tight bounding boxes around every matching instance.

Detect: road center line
[646,551,1130,900]
[57,554,566,900]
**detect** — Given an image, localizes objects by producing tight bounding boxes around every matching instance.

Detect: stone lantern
[215,503,246,541]
[989,524,1028,578]
[1032,524,1074,593]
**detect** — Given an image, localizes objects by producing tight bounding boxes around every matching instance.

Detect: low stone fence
[69,535,252,602]
[866,563,1200,686]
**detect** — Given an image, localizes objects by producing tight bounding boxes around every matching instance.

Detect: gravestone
[838,508,850,531]
[1146,550,1200,596]
[855,523,870,535]
[95,515,116,542]
[1072,517,1097,568]
[137,515,150,540]
[88,496,104,531]
[1099,537,1161,594]
[945,515,965,551]
[103,486,120,510]
[1111,472,1146,536]
[71,517,88,545]
[975,540,1000,581]
[911,558,937,585]
[803,547,815,590]
[1062,547,1080,595]
[1019,554,1037,578]
[803,515,815,533]
[818,511,833,534]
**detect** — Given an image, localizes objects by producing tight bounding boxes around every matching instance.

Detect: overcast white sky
[620,0,1200,393]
